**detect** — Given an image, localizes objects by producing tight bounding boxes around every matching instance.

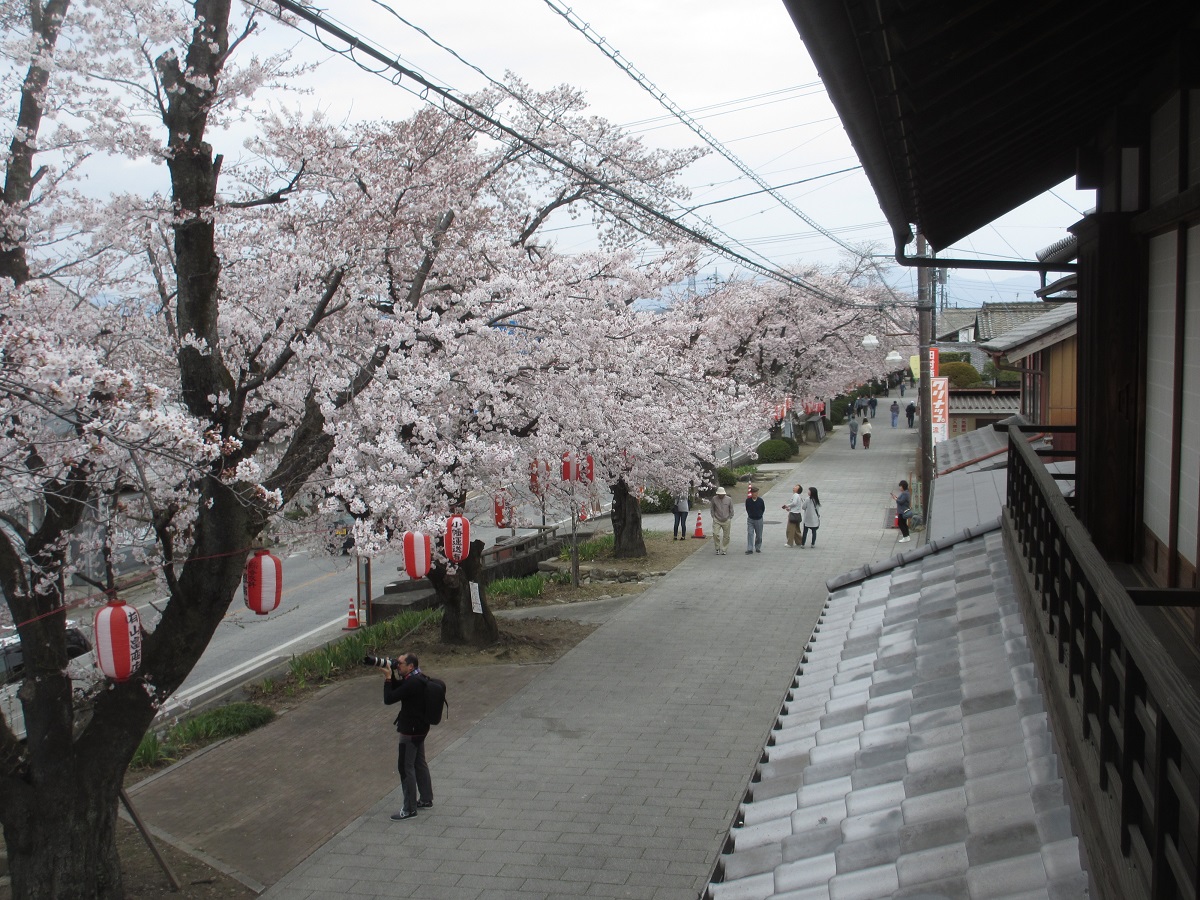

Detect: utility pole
[917,234,935,516]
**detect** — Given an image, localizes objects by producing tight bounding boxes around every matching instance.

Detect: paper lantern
[529,459,551,496]
[444,515,471,564]
[93,599,142,683]
[561,452,594,483]
[403,531,432,579]
[243,549,282,616]
[493,495,512,528]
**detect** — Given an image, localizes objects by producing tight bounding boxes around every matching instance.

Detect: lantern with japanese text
[493,494,512,528]
[444,515,471,564]
[243,549,282,616]
[93,599,142,683]
[561,452,594,483]
[403,531,432,579]
[529,459,552,496]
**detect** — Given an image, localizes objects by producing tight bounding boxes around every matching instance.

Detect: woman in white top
[800,487,822,547]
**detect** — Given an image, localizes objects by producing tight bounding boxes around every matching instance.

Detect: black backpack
[419,673,448,725]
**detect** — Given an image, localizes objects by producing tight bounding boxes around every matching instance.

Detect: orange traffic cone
[693,512,705,538]
[343,598,360,630]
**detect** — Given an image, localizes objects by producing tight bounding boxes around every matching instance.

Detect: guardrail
[1005,428,1200,900]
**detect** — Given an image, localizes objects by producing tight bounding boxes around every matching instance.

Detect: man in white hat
[709,486,734,555]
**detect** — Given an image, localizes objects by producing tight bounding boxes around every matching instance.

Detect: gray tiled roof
[975,302,1067,342]
[935,419,1024,475]
[936,309,979,342]
[705,529,1087,900]
[948,391,1019,415]
[980,303,1077,356]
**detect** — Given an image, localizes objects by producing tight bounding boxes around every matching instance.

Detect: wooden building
[783,2,1200,897]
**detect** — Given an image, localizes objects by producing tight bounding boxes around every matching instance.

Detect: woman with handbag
[892,480,912,543]
[799,486,822,547]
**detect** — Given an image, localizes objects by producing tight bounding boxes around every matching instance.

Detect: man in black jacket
[383,652,433,820]
[745,486,766,554]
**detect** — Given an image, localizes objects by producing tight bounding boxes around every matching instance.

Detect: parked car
[0,626,96,741]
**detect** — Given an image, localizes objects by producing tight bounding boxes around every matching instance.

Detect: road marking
[167,613,348,708]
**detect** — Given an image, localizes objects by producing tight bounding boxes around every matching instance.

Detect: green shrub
[639,489,673,513]
[755,439,794,463]
[780,436,799,454]
[489,574,545,599]
[941,360,982,388]
[830,397,856,425]
[715,466,738,487]
[982,361,1020,385]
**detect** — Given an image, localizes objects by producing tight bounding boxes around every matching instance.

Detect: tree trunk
[431,540,498,646]
[4,772,123,899]
[610,479,646,558]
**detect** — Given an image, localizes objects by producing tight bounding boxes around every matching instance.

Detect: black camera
[363,654,398,672]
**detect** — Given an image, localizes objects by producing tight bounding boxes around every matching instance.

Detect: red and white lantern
[493,495,512,528]
[403,531,432,579]
[561,452,594,483]
[243,549,282,616]
[93,599,142,683]
[529,459,552,496]
[444,515,471,564]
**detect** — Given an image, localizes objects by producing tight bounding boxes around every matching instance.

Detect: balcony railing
[1005,429,1200,900]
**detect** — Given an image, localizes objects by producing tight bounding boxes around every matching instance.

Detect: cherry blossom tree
[0,4,735,894]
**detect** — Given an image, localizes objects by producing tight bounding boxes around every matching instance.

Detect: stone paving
[257,421,918,899]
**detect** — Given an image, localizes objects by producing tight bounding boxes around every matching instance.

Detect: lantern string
[8,524,356,631]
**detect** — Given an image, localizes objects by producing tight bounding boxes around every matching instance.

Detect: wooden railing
[1005,429,1200,900]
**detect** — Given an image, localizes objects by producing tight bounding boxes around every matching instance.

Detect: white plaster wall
[1180,226,1200,566]
[1144,233,1177,544]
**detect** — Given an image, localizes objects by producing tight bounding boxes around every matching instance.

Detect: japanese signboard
[931,376,949,444]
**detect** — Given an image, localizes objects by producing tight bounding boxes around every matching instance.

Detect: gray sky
[254,0,1093,305]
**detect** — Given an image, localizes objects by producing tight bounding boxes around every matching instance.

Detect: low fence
[1005,428,1200,900]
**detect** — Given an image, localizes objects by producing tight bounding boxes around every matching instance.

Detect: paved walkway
[127,418,920,899]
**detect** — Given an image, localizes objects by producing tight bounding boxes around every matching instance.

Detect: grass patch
[558,533,614,562]
[489,574,546,599]
[132,702,276,769]
[284,607,440,685]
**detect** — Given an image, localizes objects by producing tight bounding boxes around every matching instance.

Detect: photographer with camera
[379,652,434,821]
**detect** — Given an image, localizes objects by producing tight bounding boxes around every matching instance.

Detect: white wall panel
[1144,233,1177,543]
[1180,226,1200,566]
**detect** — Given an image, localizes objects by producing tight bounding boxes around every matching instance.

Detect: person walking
[892,480,913,543]
[383,653,434,821]
[799,486,822,547]
[671,492,689,540]
[868,396,878,418]
[710,487,734,555]
[745,485,765,554]
[906,401,916,428]
[848,415,859,449]
[890,400,900,427]
[782,484,804,547]
[860,416,873,449]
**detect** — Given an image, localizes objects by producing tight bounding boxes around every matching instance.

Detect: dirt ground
[99,526,713,899]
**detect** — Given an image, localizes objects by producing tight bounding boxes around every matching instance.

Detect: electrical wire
[255,0,881,306]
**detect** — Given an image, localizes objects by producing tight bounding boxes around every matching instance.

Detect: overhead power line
[540,0,865,258]
[258,0,879,307]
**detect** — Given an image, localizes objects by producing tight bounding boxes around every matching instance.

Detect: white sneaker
[898,536,911,543]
